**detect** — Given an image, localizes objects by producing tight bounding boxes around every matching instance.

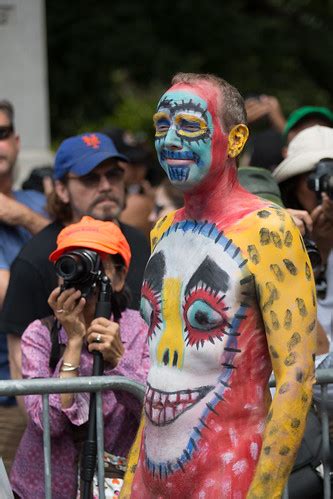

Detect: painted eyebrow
[153,111,170,123]
[175,113,206,123]
[185,256,229,296]
[144,251,166,293]
[158,97,208,117]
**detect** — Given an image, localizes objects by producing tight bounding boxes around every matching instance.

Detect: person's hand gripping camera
[48,285,124,369]
[307,159,333,262]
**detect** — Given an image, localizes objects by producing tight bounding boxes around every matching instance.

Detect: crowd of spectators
[0,92,333,498]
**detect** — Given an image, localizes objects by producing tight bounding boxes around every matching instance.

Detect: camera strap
[42,316,65,370]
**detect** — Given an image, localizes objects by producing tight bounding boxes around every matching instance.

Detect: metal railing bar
[2,372,332,498]
[42,393,52,499]
[96,391,105,499]
[0,376,145,400]
[320,384,331,499]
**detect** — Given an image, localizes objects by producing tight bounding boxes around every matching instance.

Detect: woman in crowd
[148,177,184,225]
[10,216,149,499]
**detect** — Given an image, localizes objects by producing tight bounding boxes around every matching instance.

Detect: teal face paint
[154,90,214,189]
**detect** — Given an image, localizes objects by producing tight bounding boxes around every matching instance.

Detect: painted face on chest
[154,84,228,190]
[140,220,254,473]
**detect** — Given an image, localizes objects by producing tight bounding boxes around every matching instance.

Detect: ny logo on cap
[82,134,101,149]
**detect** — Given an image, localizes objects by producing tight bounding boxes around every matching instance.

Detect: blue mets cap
[54,132,129,180]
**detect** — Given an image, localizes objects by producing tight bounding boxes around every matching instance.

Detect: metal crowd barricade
[0,376,145,499]
[0,370,332,498]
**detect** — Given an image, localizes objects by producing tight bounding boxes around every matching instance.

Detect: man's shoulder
[17,221,63,260]
[150,210,178,251]
[234,203,295,233]
[13,189,47,214]
[14,189,45,202]
[119,222,150,247]
[226,203,305,273]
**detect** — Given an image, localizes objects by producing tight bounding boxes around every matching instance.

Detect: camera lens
[54,249,101,297]
[55,254,85,281]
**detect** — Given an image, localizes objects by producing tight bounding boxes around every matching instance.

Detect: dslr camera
[55,249,102,298]
[307,158,333,200]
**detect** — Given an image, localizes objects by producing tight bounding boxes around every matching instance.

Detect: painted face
[140,220,257,473]
[153,85,228,190]
[295,173,318,212]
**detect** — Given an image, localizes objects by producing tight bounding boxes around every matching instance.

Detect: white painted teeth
[144,387,201,426]
[164,406,174,421]
[168,393,177,403]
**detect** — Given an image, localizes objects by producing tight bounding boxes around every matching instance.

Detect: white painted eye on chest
[186,299,225,330]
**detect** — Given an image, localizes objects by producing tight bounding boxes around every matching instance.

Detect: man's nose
[98,174,113,190]
[164,125,182,149]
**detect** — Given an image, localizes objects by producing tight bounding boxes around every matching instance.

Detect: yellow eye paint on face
[153,112,170,137]
[156,277,184,369]
[175,113,208,139]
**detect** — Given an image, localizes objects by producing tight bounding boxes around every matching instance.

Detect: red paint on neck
[169,82,264,225]
[182,170,265,226]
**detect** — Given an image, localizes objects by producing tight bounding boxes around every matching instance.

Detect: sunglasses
[0,125,14,140]
[67,166,125,188]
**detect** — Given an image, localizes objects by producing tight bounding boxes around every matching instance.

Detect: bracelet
[60,361,79,372]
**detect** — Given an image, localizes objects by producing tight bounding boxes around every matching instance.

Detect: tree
[46,0,333,143]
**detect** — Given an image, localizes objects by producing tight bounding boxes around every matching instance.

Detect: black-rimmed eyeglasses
[67,166,125,188]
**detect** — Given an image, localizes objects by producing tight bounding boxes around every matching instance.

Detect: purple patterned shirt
[10,309,149,499]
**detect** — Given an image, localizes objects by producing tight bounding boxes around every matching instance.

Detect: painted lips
[160,150,199,163]
[145,383,213,426]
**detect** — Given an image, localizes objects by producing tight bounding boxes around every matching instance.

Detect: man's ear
[54,180,70,204]
[227,124,249,158]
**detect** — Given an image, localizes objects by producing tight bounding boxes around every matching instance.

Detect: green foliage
[75,71,162,144]
[46,0,333,143]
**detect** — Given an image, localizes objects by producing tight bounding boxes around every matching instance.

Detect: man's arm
[7,334,21,381]
[0,268,9,307]
[247,210,316,498]
[0,193,49,235]
[7,334,26,412]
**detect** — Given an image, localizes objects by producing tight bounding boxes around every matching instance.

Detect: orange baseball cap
[49,216,131,269]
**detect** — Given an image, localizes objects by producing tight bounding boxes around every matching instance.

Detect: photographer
[10,216,149,499]
[273,125,333,341]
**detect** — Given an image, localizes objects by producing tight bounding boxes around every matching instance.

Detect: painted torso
[121,81,316,499]
[130,198,316,498]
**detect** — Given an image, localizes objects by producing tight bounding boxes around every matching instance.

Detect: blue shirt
[0,189,47,405]
[0,190,47,270]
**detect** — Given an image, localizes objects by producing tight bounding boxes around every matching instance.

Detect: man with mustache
[0,132,150,411]
[121,74,316,498]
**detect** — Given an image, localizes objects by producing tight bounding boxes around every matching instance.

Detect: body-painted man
[122,73,316,498]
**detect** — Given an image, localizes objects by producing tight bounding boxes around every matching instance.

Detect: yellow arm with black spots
[229,206,316,499]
